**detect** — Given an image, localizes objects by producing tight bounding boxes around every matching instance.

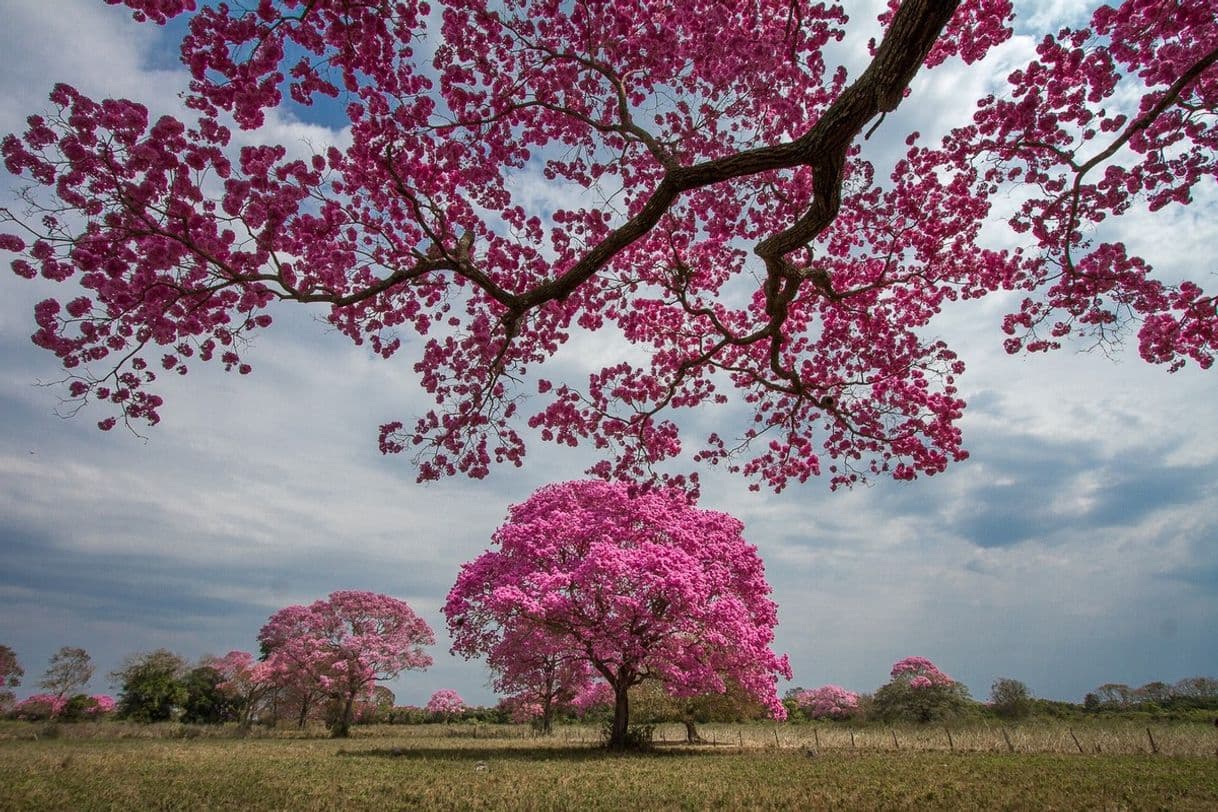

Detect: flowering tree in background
[446,480,791,750]
[12,693,68,721]
[873,655,972,722]
[0,645,22,710]
[796,684,861,719]
[205,650,276,729]
[425,689,466,722]
[479,623,594,734]
[501,696,545,726]
[1,0,1212,493]
[39,646,94,701]
[570,682,616,721]
[258,590,435,737]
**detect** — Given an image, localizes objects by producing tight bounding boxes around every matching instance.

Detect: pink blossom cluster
[569,682,616,717]
[87,694,117,716]
[12,693,67,719]
[425,689,466,717]
[1,0,1212,492]
[890,656,955,689]
[795,684,860,719]
[499,695,545,724]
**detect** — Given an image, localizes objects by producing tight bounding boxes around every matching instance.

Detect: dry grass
[1,720,1216,809]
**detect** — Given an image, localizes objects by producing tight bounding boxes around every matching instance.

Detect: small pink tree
[446,480,791,750]
[874,656,971,723]
[259,590,435,737]
[205,650,276,729]
[12,693,67,721]
[796,685,861,720]
[481,623,594,734]
[425,689,466,721]
[890,656,955,688]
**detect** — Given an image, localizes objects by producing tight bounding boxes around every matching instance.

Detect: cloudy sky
[1,1,1214,709]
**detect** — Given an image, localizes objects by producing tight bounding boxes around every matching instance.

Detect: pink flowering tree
[796,684,861,720]
[873,656,973,723]
[501,696,545,726]
[570,682,616,721]
[84,694,117,718]
[205,650,276,729]
[12,693,68,721]
[425,689,466,722]
[445,480,791,750]
[2,0,1213,494]
[0,645,22,711]
[258,590,435,737]
[480,623,594,734]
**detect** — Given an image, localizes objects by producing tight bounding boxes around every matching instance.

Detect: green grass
[1,723,1216,810]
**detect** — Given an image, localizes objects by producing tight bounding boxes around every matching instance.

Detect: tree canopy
[1,0,1212,492]
[445,479,791,749]
[258,590,435,737]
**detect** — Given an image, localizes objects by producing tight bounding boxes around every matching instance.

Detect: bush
[600,721,654,750]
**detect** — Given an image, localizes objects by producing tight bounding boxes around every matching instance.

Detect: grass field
[2,722,1216,810]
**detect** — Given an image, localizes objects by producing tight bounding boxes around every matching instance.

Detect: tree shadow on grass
[335,744,737,762]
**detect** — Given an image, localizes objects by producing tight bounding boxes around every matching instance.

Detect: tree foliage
[473,619,593,735]
[0,645,22,710]
[445,480,791,750]
[989,677,1032,719]
[794,684,861,719]
[872,656,973,723]
[258,590,435,737]
[203,650,276,729]
[39,646,94,700]
[179,664,238,724]
[425,689,466,720]
[110,649,188,723]
[1,0,1213,492]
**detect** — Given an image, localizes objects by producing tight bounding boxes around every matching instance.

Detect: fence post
[814,727,820,749]
[773,727,780,748]
[739,730,743,748]
[1069,728,1084,754]
[1146,727,1159,754]
[945,726,954,751]
[1001,727,1015,753]
[849,728,855,749]
[891,729,899,750]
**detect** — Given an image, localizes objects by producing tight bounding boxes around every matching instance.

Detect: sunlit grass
[2,721,1216,810]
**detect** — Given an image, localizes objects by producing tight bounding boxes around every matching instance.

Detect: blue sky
[1,0,1214,708]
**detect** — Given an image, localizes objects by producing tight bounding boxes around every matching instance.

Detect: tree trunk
[608,685,630,751]
[331,692,355,738]
[296,697,310,729]
[683,719,703,744]
[540,694,553,735]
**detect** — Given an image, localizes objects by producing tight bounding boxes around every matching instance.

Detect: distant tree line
[5,645,1216,731]
[782,665,1218,725]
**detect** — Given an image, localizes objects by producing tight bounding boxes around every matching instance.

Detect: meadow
[2,720,1217,810]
